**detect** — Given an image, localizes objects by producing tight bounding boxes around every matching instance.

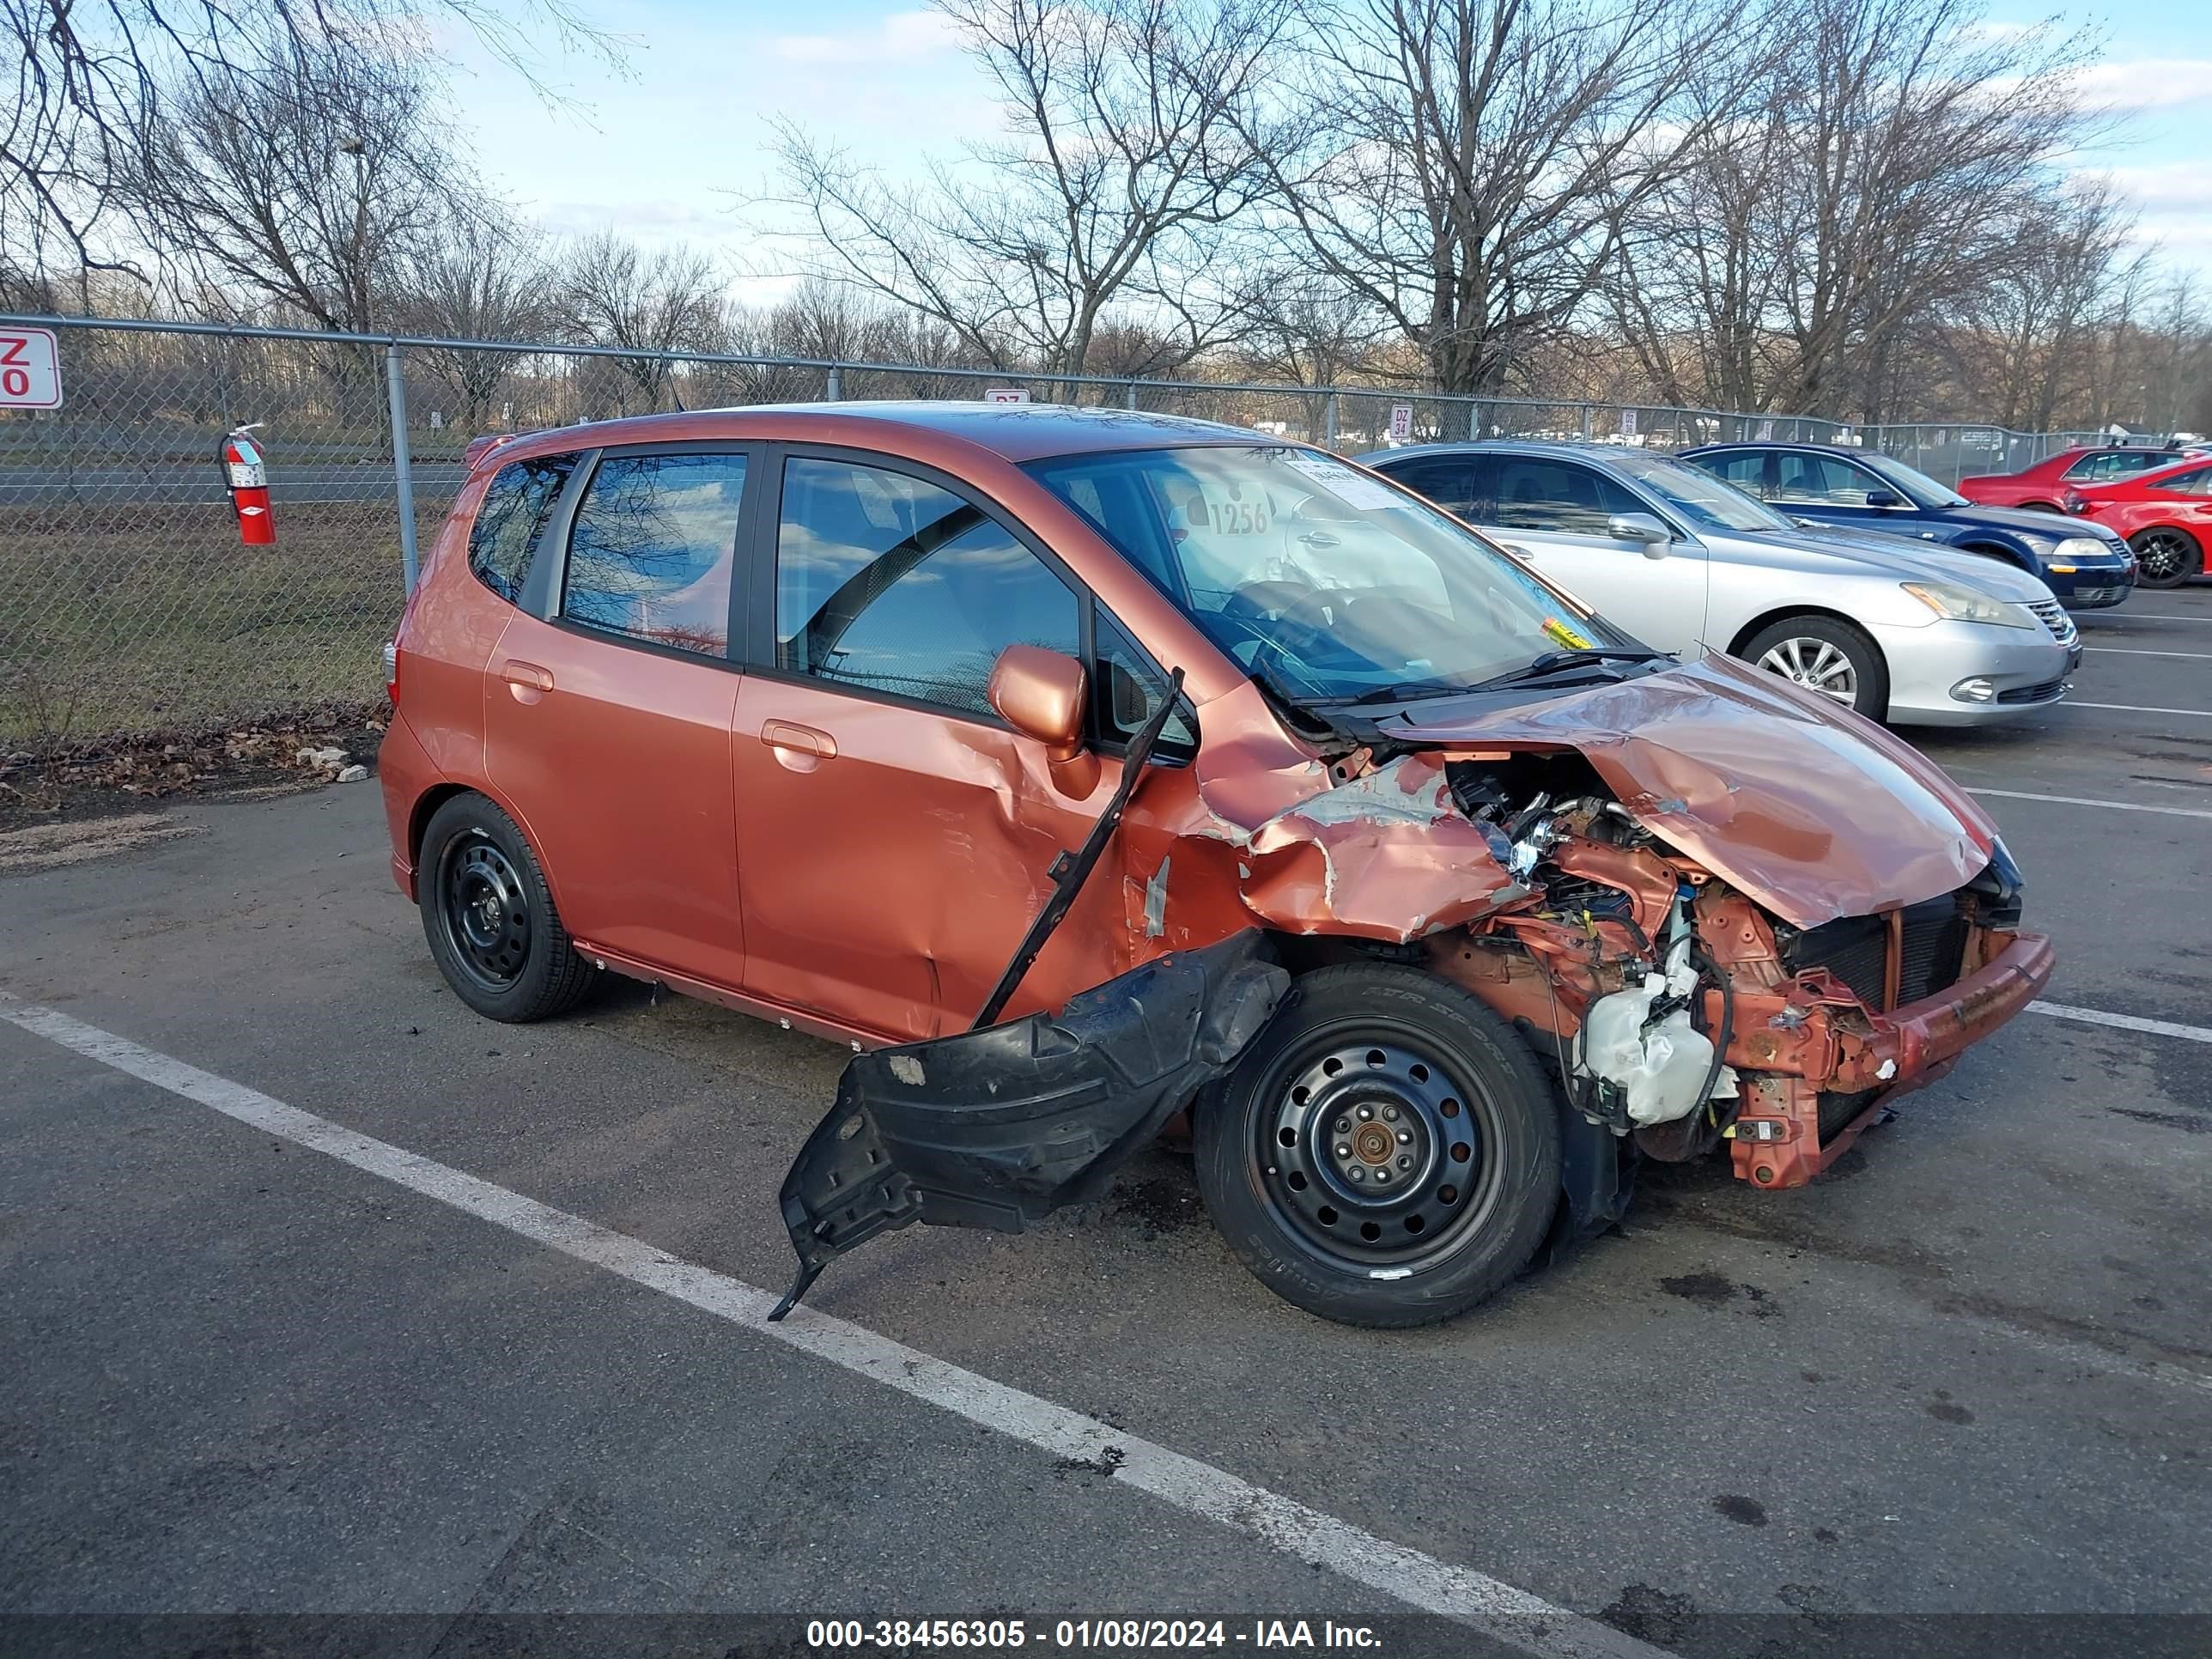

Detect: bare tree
[118,36,487,341]
[0,0,617,296]
[1931,181,2135,430]
[1599,0,2103,422]
[764,0,1301,382]
[1265,0,1755,396]
[556,232,728,410]
[392,211,556,425]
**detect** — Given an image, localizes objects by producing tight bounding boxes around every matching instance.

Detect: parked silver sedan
[1358,441,2078,725]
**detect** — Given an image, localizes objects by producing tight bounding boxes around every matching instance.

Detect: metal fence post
[1323,390,1340,450]
[385,343,420,594]
[826,364,842,401]
[1468,401,1482,441]
[1579,404,1594,441]
[1126,382,1139,410]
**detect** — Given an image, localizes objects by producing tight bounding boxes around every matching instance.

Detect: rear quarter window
[469,455,577,603]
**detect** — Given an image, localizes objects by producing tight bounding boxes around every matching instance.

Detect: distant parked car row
[1361,440,2081,726]
[1957,447,2212,589]
[1960,441,2209,511]
[1674,441,2136,608]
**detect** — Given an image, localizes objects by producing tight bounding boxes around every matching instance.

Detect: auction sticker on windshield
[1279,447,1401,510]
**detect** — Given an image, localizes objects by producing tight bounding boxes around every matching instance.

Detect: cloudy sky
[439,0,2211,298]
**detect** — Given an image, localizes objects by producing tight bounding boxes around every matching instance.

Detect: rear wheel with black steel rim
[1194,964,1561,1328]
[418,793,597,1022]
[2130,526,2202,589]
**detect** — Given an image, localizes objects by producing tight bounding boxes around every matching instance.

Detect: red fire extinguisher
[221,424,276,546]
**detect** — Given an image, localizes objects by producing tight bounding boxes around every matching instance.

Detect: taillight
[2063,490,2087,514]
[383,638,400,702]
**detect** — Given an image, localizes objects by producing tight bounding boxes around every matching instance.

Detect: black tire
[417,793,597,1022]
[1193,965,1562,1328]
[2130,526,2203,589]
[1740,614,1887,720]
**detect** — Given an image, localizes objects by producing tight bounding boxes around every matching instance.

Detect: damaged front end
[1178,652,2056,1194]
[1414,768,2051,1186]
[770,650,2051,1319]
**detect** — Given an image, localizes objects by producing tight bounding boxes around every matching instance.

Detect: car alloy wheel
[1255,1034,1504,1272]
[438,830,532,991]
[2130,527,2200,588]
[1757,635,1859,705]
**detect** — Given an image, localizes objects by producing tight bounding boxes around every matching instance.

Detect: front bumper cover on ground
[770,930,1290,1318]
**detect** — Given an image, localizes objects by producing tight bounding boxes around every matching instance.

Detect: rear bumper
[1728,927,2055,1188]
[376,712,440,903]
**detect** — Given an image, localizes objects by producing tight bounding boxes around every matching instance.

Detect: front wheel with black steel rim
[2130,526,2202,589]
[1740,614,1887,720]
[1193,964,1562,1328]
[417,793,597,1022]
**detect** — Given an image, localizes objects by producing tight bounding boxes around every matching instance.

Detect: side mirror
[1865,489,1904,508]
[988,644,1100,797]
[1608,511,1671,558]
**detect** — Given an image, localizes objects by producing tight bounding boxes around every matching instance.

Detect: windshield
[1607,450,1792,533]
[1025,445,1636,704]
[1859,452,1969,508]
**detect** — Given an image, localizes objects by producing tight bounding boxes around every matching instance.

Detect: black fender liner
[770,931,1290,1317]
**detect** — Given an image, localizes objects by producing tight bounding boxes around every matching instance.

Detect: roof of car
[1358,439,1641,465]
[474,401,1269,472]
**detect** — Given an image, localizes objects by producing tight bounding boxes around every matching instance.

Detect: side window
[2063,453,2121,481]
[2160,466,2212,496]
[775,457,1080,719]
[1382,456,1483,517]
[1492,459,1643,535]
[469,454,575,604]
[1771,453,1877,505]
[1704,453,1769,498]
[562,452,748,655]
[1093,611,1196,760]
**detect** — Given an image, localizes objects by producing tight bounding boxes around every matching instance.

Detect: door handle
[761,720,837,759]
[499,659,554,703]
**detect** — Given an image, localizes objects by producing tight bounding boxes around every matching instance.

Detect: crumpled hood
[1737,523,2058,603]
[1386,653,1999,928]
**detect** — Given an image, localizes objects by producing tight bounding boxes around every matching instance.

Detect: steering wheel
[1220,580,1369,690]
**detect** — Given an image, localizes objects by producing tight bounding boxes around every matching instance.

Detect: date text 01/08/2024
[804,1619,1385,1650]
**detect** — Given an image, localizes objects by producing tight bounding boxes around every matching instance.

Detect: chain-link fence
[0,313,2154,746]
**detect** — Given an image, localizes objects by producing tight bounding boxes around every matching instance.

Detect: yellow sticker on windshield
[1543,617,1595,650]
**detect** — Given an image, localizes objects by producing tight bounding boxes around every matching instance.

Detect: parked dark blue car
[1680,441,2136,609]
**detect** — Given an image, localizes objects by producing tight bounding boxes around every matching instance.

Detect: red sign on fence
[0,326,63,409]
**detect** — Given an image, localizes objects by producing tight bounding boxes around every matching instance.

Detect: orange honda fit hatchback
[380,404,2051,1326]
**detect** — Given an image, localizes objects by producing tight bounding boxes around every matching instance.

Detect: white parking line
[0,992,1656,1659]
[1970,787,2212,821]
[2030,1001,2212,1046]
[2065,701,2212,718]
[2083,647,2212,659]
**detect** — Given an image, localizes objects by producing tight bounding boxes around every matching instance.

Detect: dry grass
[0,500,441,744]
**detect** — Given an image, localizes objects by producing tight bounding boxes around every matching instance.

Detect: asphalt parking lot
[3,587,2208,1659]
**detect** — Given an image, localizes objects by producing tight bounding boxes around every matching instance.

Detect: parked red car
[2061,456,2212,587]
[378,404,2051,1327]
[1960,444,2208,514]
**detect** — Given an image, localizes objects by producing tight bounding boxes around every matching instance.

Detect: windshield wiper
[1462,647,1668,693]
[1338,679,1493,707]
